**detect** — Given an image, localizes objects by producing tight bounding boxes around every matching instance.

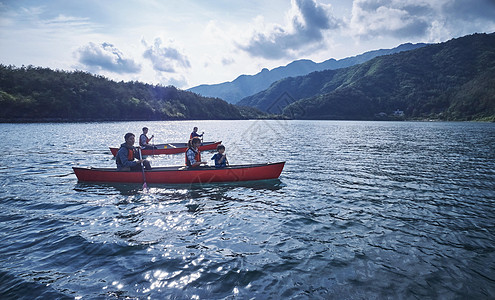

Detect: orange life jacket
[185,148,201,166]
[128,149,134,161]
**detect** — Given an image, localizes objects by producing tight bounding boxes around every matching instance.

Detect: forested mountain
[0,66,259,122]
[238,33,495,121]
[188,43,426,104]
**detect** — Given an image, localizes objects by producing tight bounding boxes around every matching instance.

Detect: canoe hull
[73,162,285,184]
[109,141,221,156]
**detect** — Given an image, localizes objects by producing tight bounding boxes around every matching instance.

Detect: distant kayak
[73,162,285,184]
[109,141,221,156]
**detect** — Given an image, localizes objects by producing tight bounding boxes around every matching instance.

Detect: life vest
[128,149,134,161]
[185,148,201,166]
[140,134,151,147]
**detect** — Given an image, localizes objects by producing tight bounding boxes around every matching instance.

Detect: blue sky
[1,0,494,89]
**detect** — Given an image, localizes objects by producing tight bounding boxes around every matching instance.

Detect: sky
[1,0,495,89]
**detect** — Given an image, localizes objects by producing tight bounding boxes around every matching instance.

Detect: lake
[1,120,494,299]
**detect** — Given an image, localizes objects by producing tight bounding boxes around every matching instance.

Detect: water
[0,120,494,299]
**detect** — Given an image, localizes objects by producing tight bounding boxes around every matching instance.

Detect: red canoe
[109,141,222,156]
[73,162,285,184]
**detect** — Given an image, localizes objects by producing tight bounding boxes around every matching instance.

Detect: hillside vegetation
[0,66,256,122]
[238,33,495,121]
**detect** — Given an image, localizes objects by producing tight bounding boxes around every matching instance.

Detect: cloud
[238,0,341,59]
[222,57,235,66]
[442,0,495,22]
[350,0,432,38]
[349,0,495,40]
[76,42,141,73]
[43,14,91,27]
[142,38,191,73]
[167,76,189,88]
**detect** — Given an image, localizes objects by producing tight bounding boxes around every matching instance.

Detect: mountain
[238,33,495,121]
[0,65,264,122]
[188,43,427,104]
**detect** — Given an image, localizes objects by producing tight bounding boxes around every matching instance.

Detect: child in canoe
[211,144,228,168]
[185,137,207,168]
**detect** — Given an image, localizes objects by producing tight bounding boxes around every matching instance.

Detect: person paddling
[139,127,156,150]
[116,133,151,171]
[190,127,204,140]
[211,144,228,168]
[185,137,207,168]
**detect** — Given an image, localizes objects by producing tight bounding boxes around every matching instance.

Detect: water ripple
[0,121,494,298]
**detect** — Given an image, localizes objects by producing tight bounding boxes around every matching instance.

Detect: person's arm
[211,153,219,167]
[214,155,223,165]
[189,150,206,167]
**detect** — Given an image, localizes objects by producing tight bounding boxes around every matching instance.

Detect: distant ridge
[188,43,427,103]
[237,33,495,121]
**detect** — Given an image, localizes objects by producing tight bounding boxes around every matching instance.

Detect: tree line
[0,65,262,122]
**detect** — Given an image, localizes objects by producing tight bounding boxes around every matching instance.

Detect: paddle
[151,134,155,157]
[138,148,148,190]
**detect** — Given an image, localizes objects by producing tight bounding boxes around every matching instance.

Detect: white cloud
[350,0,431,38]
[75,42,141,74]
[142,38,191,73]
[349,0,495,41]
[222,57,235,66]
[237,0,341,59]
[42,14,91,27]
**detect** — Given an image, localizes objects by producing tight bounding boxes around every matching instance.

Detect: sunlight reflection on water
[0,121,494,298]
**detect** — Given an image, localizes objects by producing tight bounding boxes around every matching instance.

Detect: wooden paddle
[138,148,148,190]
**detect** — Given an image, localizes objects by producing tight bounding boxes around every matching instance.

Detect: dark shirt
[116,143,139,170]
[211,153,227,168]
[190,131,203,139]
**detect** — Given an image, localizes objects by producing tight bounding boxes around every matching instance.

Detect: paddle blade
[143,182,148,190]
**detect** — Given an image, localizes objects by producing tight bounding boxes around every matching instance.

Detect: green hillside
[0,65,259,122]
[238,33,495,121]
